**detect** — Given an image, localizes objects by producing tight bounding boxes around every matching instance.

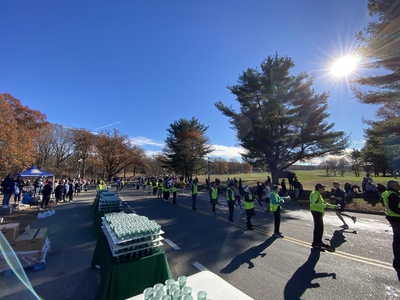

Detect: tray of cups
[101,218,164,246]
[101,226,164,258]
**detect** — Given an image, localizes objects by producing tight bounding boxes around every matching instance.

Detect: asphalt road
[1,185,399,300]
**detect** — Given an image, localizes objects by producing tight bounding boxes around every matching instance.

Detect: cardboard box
[11,228,48,251]
[0,223,20,243]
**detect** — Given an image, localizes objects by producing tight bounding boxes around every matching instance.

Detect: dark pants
[311,211,324,246]
[246,208,255,228]
[273,207,281,233]
[173,191,177,204]
[41,195,50,208]
[227,201,235,221]
[388,218,400,270]
[212,203,216,213]
[192,194,197,209]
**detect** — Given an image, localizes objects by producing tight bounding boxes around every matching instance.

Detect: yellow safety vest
[192,184,198,195]
[226,187,235,201]
[270,191,280,212]
[309,190,334,215]
[243,193,254,210]
[210,187,218,199]
[382,190,400,218]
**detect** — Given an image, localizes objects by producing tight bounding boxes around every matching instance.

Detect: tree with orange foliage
[94,129,145,180]
[0,93,48,173]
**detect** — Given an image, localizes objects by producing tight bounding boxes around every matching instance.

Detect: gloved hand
[334,204,341,210]
[279,199,285,204]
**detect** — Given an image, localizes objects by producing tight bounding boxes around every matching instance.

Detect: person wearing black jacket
[1,174,15,208]
[41,181,53,209]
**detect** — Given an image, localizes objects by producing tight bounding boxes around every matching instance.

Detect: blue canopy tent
[18,166,54,177]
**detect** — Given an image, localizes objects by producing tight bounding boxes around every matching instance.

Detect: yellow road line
[178,203,393,270]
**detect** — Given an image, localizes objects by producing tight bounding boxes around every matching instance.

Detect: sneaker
[341,224,349,229]
[351,216,357,224]
[273,233,284,238]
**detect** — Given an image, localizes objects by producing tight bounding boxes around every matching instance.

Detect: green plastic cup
[143,287,154,300]
[172,289,183,300]
[168,283,179,296]
[178,275,187,289]
[197,291,207,300]
[182,286,192,296]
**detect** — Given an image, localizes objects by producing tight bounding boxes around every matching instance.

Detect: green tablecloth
[92,234,172,300]
[92,210,105,236]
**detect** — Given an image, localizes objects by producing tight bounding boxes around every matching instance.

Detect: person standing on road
[310,183,340,249]
[67,179,75,202]
[226,182,235,222]
[96,179,107,191]
[41,181,53,209]
[162,179,170,202]
[191,179,198,210]
[381,180,400,276]
[330,181,356,229]
[270,185,284,238]
[172,181,179,204]
[243,184,255,230]
[14,175,25,205]
[209,181,218,215]
[1,174,15,208]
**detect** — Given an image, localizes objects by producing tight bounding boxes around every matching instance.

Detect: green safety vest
[172,183,178,192]
[226,187,235,201]
[309,190,334,215]
[210,186,218,200]
[192,184,198,195]
[382,190,400,218]
[243,192,254,210]
[270,191,280,212]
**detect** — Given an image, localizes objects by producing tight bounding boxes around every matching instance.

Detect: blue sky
[0,0,376,159]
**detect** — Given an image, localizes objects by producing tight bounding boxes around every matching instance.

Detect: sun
[331,56,358,77]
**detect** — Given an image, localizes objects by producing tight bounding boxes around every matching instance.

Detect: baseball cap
[333,181,340,185]
[387,180,400,189]
[315,183,326,189]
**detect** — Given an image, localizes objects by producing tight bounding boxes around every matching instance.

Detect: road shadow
[220,236,276,273]
[284,248,336,299]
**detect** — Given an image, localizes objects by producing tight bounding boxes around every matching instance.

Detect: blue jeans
[2,193,12,206]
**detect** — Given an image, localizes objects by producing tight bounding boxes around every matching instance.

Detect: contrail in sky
[92,121,122,131]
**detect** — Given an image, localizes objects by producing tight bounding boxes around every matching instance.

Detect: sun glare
[331,56,358,77]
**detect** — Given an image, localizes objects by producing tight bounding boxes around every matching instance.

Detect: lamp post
[207,157,211,187]
[77,159,83,179]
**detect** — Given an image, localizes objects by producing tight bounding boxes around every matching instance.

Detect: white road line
[164,239,181,250]
[127,205,132,209]
[192,261,208,271]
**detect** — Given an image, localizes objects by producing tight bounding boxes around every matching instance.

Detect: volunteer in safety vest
[309,183,339,249]
[152,180,158,196]
[209,181,218,215]
[157,180,163,198]
[243,184,255,230]
[96,180,107,191]
[172,181,179,204]
[162,181,170,201]
[382,180,400,273]
[270,185,284,238]
[226,182,236,222]
[191,179,198,210]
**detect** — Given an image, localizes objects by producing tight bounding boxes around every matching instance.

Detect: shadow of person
[327,230,346,250]
[220,236,277,273]
[284,248,336,299]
